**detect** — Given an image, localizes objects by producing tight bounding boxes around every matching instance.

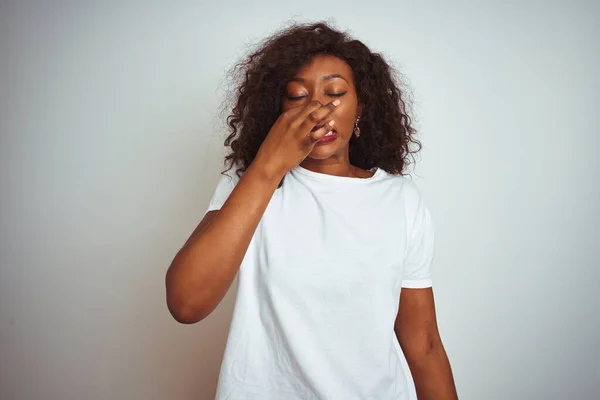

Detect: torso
[215,165,423,400]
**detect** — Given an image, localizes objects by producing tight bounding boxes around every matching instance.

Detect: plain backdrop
[1,1,598,399]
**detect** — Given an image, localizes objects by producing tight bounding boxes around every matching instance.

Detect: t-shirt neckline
[292,165,385,183]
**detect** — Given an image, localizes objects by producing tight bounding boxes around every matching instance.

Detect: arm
[166,162,282,323]
[395,288,458,400]
[165,99,340,324]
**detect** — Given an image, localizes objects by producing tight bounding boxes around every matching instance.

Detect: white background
[1,1,598,399]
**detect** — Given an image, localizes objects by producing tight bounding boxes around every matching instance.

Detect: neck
[300,156,359,178]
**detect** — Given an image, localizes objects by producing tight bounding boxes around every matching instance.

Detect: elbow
[165,271,212,324]
[166,299,198,324]
[166,294,211,324]
[397,327,443,361]
[404,336,444,363]
[169,309,204,325]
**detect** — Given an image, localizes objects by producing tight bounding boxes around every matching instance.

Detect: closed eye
[286,92,347,101]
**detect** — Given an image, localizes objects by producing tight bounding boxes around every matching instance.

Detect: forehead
[293,54,354,81]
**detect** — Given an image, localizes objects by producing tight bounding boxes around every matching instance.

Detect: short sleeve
[401,194,435,289]
[204,167,241,215]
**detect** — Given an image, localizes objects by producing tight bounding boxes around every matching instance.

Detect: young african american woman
[166,22,458,400]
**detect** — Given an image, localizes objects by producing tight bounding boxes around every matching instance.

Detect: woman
[166,22,458,400]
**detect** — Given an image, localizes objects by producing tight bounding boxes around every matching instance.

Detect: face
[282,54,361,161]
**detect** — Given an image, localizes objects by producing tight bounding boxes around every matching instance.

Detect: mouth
[316,129,338,145]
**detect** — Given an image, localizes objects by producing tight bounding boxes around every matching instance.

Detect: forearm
[405,340,457,400]
[166,161,283,323]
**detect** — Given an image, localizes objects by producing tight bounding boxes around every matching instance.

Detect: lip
[316,131,338,145]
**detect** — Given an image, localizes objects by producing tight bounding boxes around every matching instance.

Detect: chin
[308,138,349,159]
[307,146,339,160]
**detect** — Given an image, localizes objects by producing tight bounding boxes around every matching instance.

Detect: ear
[357,102,364,119]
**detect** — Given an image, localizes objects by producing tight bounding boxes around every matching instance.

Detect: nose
[302,84,325,104]
[308,92,326,105]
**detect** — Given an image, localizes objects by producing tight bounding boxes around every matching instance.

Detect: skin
[283,54,371,178]
[166,54,457,399]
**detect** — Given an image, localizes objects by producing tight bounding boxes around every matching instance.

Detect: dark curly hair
[222,21,420,177]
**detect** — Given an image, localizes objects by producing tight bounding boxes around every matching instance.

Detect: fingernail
[332,99,341,106]
[329,120,335,127]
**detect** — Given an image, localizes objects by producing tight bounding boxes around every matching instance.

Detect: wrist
[247,157,286,185]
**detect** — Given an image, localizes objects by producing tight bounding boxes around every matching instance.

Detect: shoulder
[376,171,430,228]
[378,170,424,203]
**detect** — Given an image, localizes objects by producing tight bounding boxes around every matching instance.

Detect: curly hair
[222,21,421,177]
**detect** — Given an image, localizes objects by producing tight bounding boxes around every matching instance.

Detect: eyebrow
[291,74,348,83]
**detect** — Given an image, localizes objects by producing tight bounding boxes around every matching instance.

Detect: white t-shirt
[205,164,434,400]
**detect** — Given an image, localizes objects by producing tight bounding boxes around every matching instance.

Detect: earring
[353,116,361,138]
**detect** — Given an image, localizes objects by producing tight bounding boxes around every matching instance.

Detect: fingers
[285,100,322,123]
[297,99,341,133]
[309,119,336,142]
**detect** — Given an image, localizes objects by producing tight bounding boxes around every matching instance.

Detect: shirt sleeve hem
[401,279,433,289]
[204,205,222,215]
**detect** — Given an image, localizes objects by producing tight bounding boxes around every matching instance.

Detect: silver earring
[353,116,361,138]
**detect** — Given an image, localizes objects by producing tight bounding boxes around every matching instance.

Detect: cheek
[334,105,357,133]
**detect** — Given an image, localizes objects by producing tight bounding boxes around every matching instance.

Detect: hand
[253,99,340,179]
